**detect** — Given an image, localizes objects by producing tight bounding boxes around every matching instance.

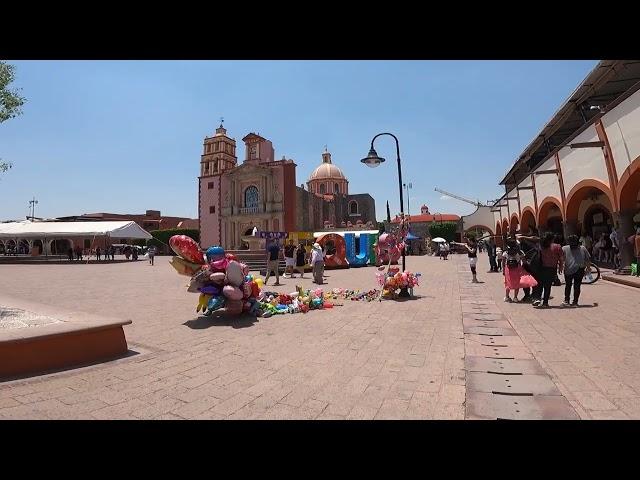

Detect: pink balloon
[222,285,244,300]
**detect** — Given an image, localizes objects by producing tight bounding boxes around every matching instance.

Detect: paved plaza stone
[0,253,639,419]
[0,306,61,330]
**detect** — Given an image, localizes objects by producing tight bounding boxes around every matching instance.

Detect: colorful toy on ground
[170,235,420,318]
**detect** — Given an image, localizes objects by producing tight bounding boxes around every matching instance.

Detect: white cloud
[440,195,452,200]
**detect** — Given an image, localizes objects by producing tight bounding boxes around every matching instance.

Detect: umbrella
[431,237,446,243]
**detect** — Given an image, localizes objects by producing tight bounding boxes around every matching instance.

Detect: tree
[149,228,200,254]
[1,61,26,173]
[428,222,458,242]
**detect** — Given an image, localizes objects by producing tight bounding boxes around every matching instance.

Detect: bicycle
[581,264,600,285]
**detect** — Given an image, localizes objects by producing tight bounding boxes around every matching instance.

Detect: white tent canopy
[0,221,152,239]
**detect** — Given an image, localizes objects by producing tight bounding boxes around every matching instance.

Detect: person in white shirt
[310,243,325,284]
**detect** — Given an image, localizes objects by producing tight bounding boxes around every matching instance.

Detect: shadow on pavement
[534,303,599,310]
[183,314,258,330]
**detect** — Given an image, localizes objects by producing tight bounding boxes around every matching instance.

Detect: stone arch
[565,179,617,223]
[617,156,640,213]
[509,214,519,235]
[32,239,43,255]
[465,224,494,236]
[50,239,72,255]
[582,203,613,239]
[520,207,537,234]
[495,222,503,247]
[17,238,30,254]
[537,196,564,227]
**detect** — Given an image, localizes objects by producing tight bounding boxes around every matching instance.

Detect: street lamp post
[361,132,410,297]
[28,196,38,221]
[404,182,412,216]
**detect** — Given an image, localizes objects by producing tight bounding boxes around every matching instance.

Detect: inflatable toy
[225,261,245,287]
[170,256,202,277]
[169,235,205,264]
[206,246,225,262]
[222,284,244,300]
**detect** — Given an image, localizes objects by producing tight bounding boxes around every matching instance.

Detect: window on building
[334,183,340,193]
[208,181,214,189]
[84,239,91,249]
[204,164,209,174]
[319,184,326,194]
[349,200,358,215]
[209,206,215,214]
[244,186,259,208]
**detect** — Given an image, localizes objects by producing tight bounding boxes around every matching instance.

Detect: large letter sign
[345,233,371,267]
[316,233,348,268]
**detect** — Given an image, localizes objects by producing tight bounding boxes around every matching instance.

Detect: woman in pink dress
[503,240,537,302]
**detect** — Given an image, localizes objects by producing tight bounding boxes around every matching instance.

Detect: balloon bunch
[377,266,421,298]
[169,235,263,316]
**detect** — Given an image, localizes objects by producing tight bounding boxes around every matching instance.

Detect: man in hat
[310,242,325,285]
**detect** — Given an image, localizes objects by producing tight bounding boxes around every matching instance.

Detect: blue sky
[0,60,598,222]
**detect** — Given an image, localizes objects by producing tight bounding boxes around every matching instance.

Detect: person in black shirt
[486,237,498,272]
[295,243,307,278]
[264,240,281,286]
[283,239,297,278]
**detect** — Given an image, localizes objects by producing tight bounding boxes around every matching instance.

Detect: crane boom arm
[434,188,483,207]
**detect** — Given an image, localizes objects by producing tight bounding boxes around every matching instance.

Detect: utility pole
[28,196,38,221]
[404,182,412,215]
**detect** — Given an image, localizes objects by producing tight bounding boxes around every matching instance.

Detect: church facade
[198,124,376,249]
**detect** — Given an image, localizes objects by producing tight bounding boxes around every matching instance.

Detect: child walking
[453,235,479,283]
[495,245,503,272]
[503,239,537,302]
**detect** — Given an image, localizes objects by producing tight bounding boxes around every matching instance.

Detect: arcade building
[198,124,376,249]
[489,60,640,268]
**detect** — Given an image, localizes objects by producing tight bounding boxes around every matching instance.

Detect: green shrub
[148,228,200,254]
[428,222,458,241]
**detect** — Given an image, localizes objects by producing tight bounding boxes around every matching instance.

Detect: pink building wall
[199,175,221,248]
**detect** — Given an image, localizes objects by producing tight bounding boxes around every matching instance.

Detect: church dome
[307,148,349,196]
[308,162,347,181]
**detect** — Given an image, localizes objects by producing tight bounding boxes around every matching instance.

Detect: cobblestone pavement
[467,254,640,419]
[0,255,464,419]
[1,253,638,419]
[0,306,61,330]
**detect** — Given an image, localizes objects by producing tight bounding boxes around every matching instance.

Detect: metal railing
[239,205,264,214]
